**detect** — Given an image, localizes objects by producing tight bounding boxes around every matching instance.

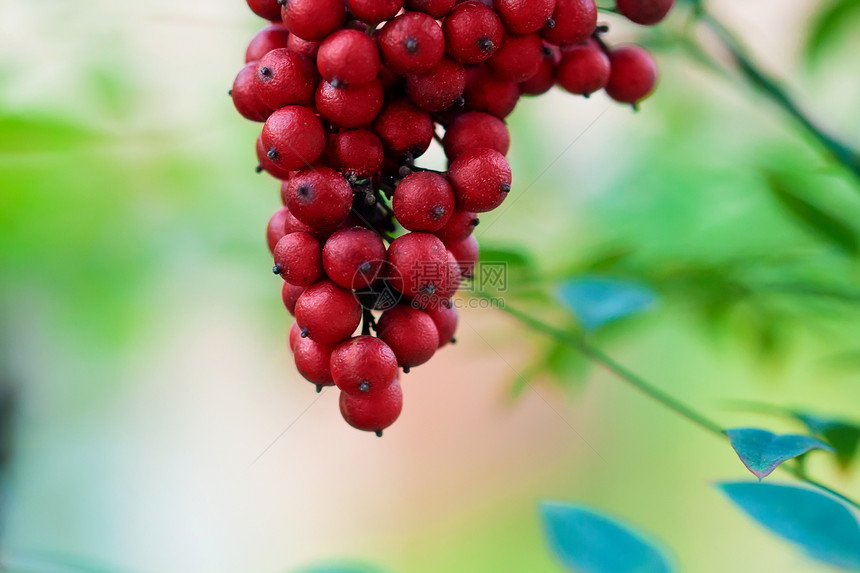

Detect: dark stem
[474,291,860,510]
[697,10,860,181]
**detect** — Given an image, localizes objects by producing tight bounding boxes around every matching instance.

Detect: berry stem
[473,291,860,510]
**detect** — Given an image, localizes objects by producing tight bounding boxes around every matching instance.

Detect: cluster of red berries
[232,0,673,436]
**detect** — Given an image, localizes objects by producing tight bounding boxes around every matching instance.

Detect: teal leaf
[795,413,860,470]
[726,428,833,479]
[719,482,860,570]
[557,278,657,331]
[540,501,675,573]
[766,174,859,257]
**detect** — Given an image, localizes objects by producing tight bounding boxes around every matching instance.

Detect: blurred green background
[1,1,860,572]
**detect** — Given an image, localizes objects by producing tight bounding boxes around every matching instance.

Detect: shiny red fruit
[387,233,449,298]
[393,172,456,232]
[605,45,658,105]
[295,280,363,346]
[448,148,512,212]
[331,336,399,396]
[443,1,504,64]
[317,29,380,87]
[339,380,403,435]
[540,0,597,46]
[322,227,388,289]
[284,167,354,230]
[378,12,446,75]
[376,305,439,369]
[253,48,317,109]
[260,106,326,171]
[273,232,324,286]
[280,0,347,42]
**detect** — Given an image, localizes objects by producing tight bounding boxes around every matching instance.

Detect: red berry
[322,227,388,289]
[253,48,317,109]
[245,23,290,63]
[405,0,456,19]
[256,135,294,179]
[464,65,520,118]
[331,336,399,396]
[327,130,384,179]
[431,250,462,302]
[339,380,403,435]
[442,111,510,161]
[372,99,435,161]
[261,106,326,171]
[393,172,455,232]
[605,45,658,105]
[279,201,316,235]
[247,0,282,22]
[540,0,597,46]
[232,63,273,122]
[434,209,480,243]
[557,41,610,96]
[293,336,335,388]
[446,234,479,277]
[443,1,504,64]
[425,302,458,347]
[316,79,385,128]
[616,0,674,25]
[406,57,467,112]
[487,31,545,82]
[377,12,446,75]
[295,280,362,346]
[449,148,512,212]
[388,232,449,298]
[282,282,305,315]
[284,167,354,230]
[289,321,303,351]
[520,44,561,95]
[376,305,439,369]
[280,0,347,42]
[347,0,404,24]
[495,0,556,34]
[274,232,324,286]
[288,34,321,59]
[317,30,380,87]
[267,207,290,253]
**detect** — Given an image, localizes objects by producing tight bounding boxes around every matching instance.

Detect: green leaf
[795,413,860,470]
[478,244,537,289]
[726,428,833,479]
[719,482,860,570]
[540,501,675,573]
[806,0,860,65]
[766,174,859,257]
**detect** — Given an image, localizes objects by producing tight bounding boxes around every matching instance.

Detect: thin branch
[695,10,860,181]
[475,292,860,510]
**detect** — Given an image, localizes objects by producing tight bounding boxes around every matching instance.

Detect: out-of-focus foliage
[719,482,860,570]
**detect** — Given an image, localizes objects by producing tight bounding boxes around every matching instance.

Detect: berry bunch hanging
[233,0,674,436]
